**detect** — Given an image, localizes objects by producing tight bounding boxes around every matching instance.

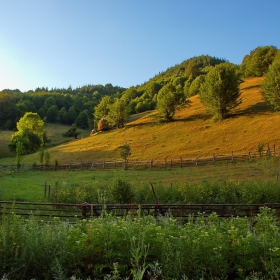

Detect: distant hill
[2,76,280,164]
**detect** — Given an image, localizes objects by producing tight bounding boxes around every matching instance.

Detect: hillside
[1,76,277,165]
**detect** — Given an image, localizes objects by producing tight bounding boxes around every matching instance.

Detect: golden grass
[2,77,280,165]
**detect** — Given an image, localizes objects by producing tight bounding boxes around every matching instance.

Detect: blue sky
[0,0,279,92]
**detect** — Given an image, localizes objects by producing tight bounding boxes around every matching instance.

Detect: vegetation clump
[261,55,280,111]
[8,112,44,153]
[1,208,280,279]
[199,62,242,120]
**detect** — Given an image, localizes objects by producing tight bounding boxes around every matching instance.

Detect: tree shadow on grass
[241,84,261,91]
[238,101,272,116]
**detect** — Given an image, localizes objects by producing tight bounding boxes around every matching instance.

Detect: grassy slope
[0,124,90,161]
[1,77,280,164]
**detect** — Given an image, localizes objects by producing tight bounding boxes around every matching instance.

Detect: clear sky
[1,0,279,92]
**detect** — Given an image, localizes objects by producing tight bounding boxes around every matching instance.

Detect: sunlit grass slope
[0,124,90,160]
[2,77,280,164]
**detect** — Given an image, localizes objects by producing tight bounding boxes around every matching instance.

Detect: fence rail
[1,201,280,221]
[0,148,279,172]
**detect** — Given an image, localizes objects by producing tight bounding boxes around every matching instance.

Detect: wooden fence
[0,148,279,172]
[1,201,280,221]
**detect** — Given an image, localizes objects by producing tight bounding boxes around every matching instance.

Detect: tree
[0,91,18,129]
[119,143,131,160]
[107,98,130,128]
[188,75,205,97]
[8,112,44,153]
[93,95,111,120]
[67,106,77,124]
[16,112,44,138]
[156,78,189,121]
[62,124,81,139]
[44,96,56,111]
[75,110,90,129]
[16,141,23,167]
[58,107,68,124]
[241,46,278,77]
[44,150,51,166]
[46,105,58,123]
[199,63,241,120]
[261,57,280,111]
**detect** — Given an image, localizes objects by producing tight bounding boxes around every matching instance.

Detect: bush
[110,179,134,204]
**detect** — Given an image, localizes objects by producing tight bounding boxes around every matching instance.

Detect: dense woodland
[0,45,279,132]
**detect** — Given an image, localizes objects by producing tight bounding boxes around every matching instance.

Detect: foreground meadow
[1,160,280,279]
[1,208,280,280]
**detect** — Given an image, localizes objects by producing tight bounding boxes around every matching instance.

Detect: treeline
[0,45,279,130]
[0,84,126,130]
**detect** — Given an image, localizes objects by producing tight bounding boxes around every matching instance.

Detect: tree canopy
[8,112,44,153]
[107,98,130,128]
[261,57,280,111]
[241,46,278,77]
[199,63,241,120]
[156,78,189,121]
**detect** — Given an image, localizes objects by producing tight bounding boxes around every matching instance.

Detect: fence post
[164,157,167,169]
[213,154,215,163]
[80,162,83,170]
[196,156,198,166]
[274,144,276,156]
[180,157,182,168]
[48,185,51,198]
[231,151,234,163]
[248,152,251,160]
[150,159,153,169]
[90,162,94,170]
[267,144,271,156]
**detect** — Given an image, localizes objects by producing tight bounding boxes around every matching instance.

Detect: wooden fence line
[1,201,280,220]
[0,148,279,172]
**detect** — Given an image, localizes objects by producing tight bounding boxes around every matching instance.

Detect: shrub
[110,179,134,204]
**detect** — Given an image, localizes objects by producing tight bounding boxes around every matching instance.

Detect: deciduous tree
[157,78,189,121]
[107,98,130,128]
[199,63,241,120]
[261,57,280,111]
[93,95,111,120]
[8,112,44,153]
[241,46,278,77]
[62,124,81,139]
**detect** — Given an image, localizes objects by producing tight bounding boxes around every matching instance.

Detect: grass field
[1,156,279,202]
[0,123,91,161]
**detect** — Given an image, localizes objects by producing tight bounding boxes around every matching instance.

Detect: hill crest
[29,76,280,163]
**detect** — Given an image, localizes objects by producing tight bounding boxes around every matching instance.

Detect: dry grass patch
[2,77,280,165]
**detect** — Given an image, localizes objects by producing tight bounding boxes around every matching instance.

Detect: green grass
[1,157,279,202]
[0,123,91,161]
[1,208,280,279]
